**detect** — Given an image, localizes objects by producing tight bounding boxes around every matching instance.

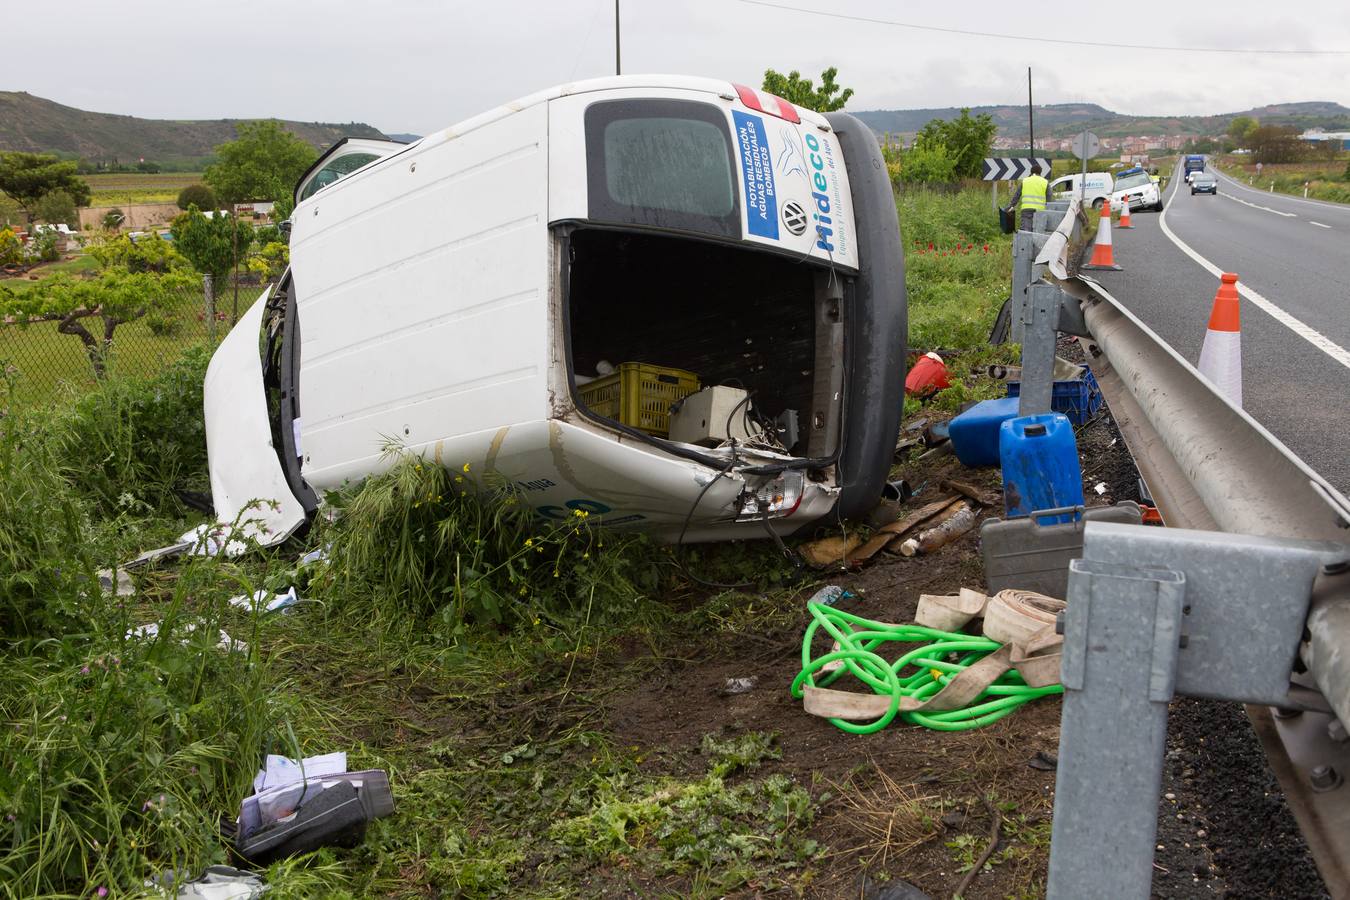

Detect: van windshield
[585,99,740,238]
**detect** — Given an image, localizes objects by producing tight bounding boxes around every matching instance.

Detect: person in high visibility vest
[1010,162,1049,231]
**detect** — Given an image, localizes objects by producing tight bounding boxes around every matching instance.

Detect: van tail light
[736,470,805,521]
[731,84,801,124]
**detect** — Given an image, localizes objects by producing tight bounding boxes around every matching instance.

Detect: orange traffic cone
[1117,198,1133,228]
[1197,273,1242,406]
[1083,199,1122,270]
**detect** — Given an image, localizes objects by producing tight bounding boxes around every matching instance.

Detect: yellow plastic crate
[578,362,700,436]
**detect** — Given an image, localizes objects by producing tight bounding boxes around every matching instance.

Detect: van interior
[564,228,843,459]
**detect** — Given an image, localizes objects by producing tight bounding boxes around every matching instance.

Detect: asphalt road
[1087,166,1350,494]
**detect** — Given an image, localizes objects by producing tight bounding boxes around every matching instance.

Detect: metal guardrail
[1010,211,1350,897]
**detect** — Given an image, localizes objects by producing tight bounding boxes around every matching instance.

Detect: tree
[897,136,957,185]
[914,109,998,180]
[177,183,217,211]
[761,67,854,112]
[1248,125,1305,164]
[1227,116,1257,142]
[0,268,194,377]
[204,120,317,204]
[101,208,125,230]
[32,189,77,226]
[0,153,92,220]
[170,207,254,283]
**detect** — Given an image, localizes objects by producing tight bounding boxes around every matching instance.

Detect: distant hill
[0,92,388,167]
[854,100,1350,140]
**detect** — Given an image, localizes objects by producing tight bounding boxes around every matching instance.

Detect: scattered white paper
[299,546,329,566]
[253,751,347,794]
[126,623,247,653]
[227,586,300,614]
[1094,482,1108,496]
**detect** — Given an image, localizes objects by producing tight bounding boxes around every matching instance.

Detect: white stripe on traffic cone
[1197,272,1242,407]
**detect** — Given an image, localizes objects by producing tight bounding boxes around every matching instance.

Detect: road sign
[1256,162,1264,174]
[1072,131,1100,160]
[982,157,1052,181]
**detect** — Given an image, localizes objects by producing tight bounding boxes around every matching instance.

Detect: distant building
[1299,128,1350,150]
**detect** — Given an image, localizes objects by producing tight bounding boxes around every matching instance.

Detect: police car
[1111,167,1163,212]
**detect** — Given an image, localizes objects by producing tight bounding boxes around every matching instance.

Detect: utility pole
[1020,66,1031,161]
[615,0,621,76]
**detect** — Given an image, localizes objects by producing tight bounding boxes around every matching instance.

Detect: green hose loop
[795,599,1063,732]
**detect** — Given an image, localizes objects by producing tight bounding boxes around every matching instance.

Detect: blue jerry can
[999,413,1085,523]
[948,396,1022,468]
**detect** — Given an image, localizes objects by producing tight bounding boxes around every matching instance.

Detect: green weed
[313,451,664,635]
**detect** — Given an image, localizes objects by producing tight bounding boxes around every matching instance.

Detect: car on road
[1111,167,1163,212]
[201,75,906,548]
[1190,172,1217,195]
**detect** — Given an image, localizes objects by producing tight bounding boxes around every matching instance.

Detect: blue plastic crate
[1005,369,1103,425]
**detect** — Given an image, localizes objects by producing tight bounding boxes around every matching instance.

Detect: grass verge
[0,183,1056,897]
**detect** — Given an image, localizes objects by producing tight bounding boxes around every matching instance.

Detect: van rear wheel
[1091,198,1104,210]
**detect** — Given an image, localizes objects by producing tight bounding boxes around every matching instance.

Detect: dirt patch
[605,443,1065,898]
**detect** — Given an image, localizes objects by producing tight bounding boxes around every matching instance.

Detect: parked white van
[203,76,906,547]
[1049,172,1114,209]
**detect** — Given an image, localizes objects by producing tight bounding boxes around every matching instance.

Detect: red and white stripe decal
[731,83,801,124]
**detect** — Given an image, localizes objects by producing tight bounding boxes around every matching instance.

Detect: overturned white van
[203,75,905,546]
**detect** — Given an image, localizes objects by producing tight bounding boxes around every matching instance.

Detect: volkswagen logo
[781,201,808,236]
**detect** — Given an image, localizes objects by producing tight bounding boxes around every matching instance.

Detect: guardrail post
[1047,522,1344,900]
[1011,231,1052,343]
[1048,556,1185,899]
[1018,282,1058,415]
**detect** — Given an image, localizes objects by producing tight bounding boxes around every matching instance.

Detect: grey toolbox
[980,502,1142,598]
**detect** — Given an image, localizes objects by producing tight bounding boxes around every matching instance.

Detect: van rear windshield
[584,99,740,238]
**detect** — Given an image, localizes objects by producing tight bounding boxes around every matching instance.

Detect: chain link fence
[0,275,268,408]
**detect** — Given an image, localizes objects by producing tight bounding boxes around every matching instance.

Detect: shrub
[176,183,217,212]
[32,189,77,226]
[86,231,184,273]
[144,311,181,336]
[55,343,213,516]
[0,227,22,267]
[102,208,125,230]
[28,227,60,263]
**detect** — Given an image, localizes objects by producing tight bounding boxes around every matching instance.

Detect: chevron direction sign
[982,157,1052,181]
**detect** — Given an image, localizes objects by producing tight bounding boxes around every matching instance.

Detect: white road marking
[1218,191,1296,217]
[1310,221,1332,229]
[1159,181,1350,373]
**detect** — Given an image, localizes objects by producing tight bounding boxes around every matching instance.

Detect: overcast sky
[8,0,1350,135]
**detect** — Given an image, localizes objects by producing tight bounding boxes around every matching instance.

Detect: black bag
[998,204,1015,235]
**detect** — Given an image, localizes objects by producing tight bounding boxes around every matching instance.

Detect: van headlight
[736,470,806,520]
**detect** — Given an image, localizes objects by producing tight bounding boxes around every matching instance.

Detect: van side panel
[823,111,906,522]
[289,105,550,489]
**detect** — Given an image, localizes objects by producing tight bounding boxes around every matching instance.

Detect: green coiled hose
[791,601,1063,734]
